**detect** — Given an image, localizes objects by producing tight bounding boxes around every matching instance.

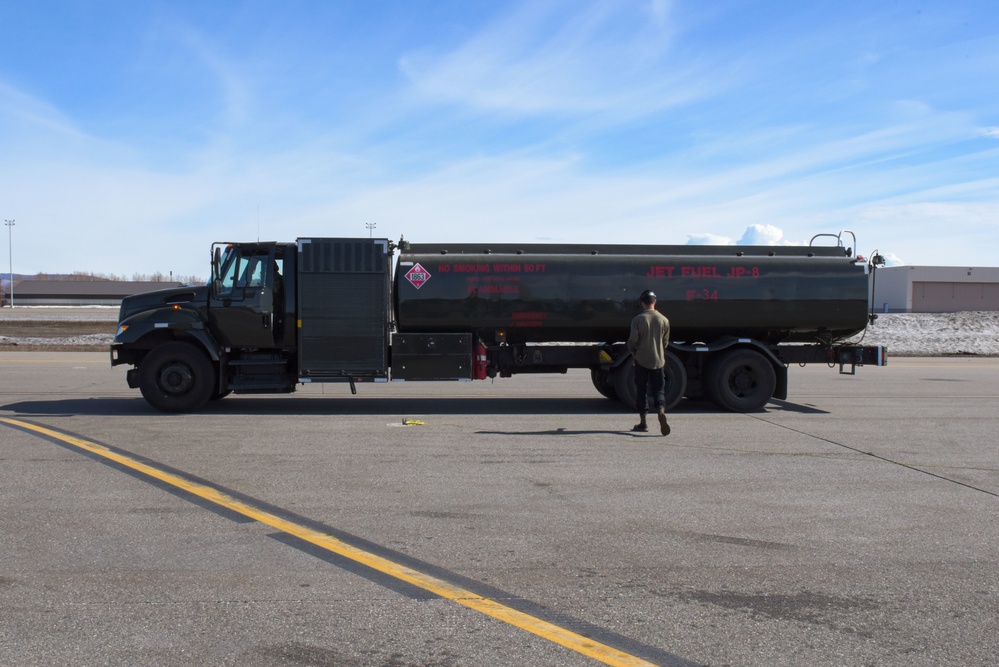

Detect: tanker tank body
[394,242,870,345]
[393,240,881,413]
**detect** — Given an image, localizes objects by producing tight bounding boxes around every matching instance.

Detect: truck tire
[704,348,776,412]
[612,352,686,411]
[138,342,215,413]
[590,368,618,400]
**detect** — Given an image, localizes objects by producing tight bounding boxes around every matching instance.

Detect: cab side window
[239,254,267,288]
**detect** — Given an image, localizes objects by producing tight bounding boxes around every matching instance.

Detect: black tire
[611,352,687,411]
[138,342,215,413]
[663,352,687,409]
[704,348,776,412]
[612,362,635,407]
[590,368,618,400]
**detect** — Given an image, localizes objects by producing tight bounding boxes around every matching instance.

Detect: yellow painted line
[0,417,660,667]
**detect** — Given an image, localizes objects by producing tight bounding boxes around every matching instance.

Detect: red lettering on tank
[725,266,761,278]
[686,289,719,301]
[646,265,676,278]
[512,311,547,326]
[478,285,520,294]
[681,265,721,278]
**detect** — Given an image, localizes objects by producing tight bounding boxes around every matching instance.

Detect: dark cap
[640,290,657,304]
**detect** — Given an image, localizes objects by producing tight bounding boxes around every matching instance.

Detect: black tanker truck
[110,231,886,413]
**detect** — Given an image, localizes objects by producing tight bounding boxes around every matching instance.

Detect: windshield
[215,245,239,298]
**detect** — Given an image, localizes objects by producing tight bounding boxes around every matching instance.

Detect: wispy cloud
[397,0,711,119]
[0,0,996,279]
[0,82,88,143]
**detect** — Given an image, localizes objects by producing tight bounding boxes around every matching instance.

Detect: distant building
[9,280,187,307]
[874,266,999,313]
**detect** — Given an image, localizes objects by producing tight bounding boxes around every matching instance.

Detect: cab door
[209,244,278,349]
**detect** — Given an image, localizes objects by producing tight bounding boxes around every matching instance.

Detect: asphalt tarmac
[1,353,997,666]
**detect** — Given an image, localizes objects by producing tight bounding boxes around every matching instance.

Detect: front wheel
[138,342,215,413]
[704,349,776,412]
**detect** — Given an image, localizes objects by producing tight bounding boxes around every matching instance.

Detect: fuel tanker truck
[110,231,886,413]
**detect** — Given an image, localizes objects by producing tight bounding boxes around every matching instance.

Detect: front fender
[111,306,221,364]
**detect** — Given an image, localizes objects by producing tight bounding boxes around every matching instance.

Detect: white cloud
[0,82,89,145]
[686,232,734,245]
[686,225,800,247]
[980,127,999,139]
[397,1,711,118]
[737,223,787,245]
[169,22,255,128]
[645,0,673,30]
[859,200,999,229]
[880,252,905,267]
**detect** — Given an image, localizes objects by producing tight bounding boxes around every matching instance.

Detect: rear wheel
[704,349,776,412]
[590,368,618,400]
[612,352,687,411]
[139,342,215,413]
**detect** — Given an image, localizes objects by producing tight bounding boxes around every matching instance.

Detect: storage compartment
[297,238,390,378]
[392,333,472,380]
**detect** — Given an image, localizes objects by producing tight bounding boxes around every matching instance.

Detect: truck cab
[111,238,391,413]
[209,242,295,350]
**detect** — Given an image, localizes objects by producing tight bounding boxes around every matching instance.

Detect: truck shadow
[2,396,827,417]
[4,396,623,417]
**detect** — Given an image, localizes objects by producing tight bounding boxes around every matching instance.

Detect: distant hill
[3,272,204,285]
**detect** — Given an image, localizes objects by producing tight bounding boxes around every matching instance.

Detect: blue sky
[1,0,997,280]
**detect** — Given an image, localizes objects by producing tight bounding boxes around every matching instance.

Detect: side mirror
[211,247,222,298]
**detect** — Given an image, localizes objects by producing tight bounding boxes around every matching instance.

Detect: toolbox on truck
[391,333,473,381]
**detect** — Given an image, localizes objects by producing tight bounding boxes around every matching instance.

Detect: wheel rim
[707,349,775,412]
[157,362,194,395]
[730,365,756,395]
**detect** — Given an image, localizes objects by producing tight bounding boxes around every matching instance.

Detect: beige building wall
[875,266,999,313]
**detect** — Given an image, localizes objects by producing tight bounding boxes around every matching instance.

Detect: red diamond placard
[404,263,431,289]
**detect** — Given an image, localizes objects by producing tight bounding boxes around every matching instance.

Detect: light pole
[366,222,376,238]
[3,219,12,308]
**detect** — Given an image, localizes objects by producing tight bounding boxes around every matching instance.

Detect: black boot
[657,407,670,436]
[632,414,649,432]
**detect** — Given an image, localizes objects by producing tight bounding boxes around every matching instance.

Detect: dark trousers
[634,364,665,414]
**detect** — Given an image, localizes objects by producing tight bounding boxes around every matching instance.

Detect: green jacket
[627,309,671,370]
